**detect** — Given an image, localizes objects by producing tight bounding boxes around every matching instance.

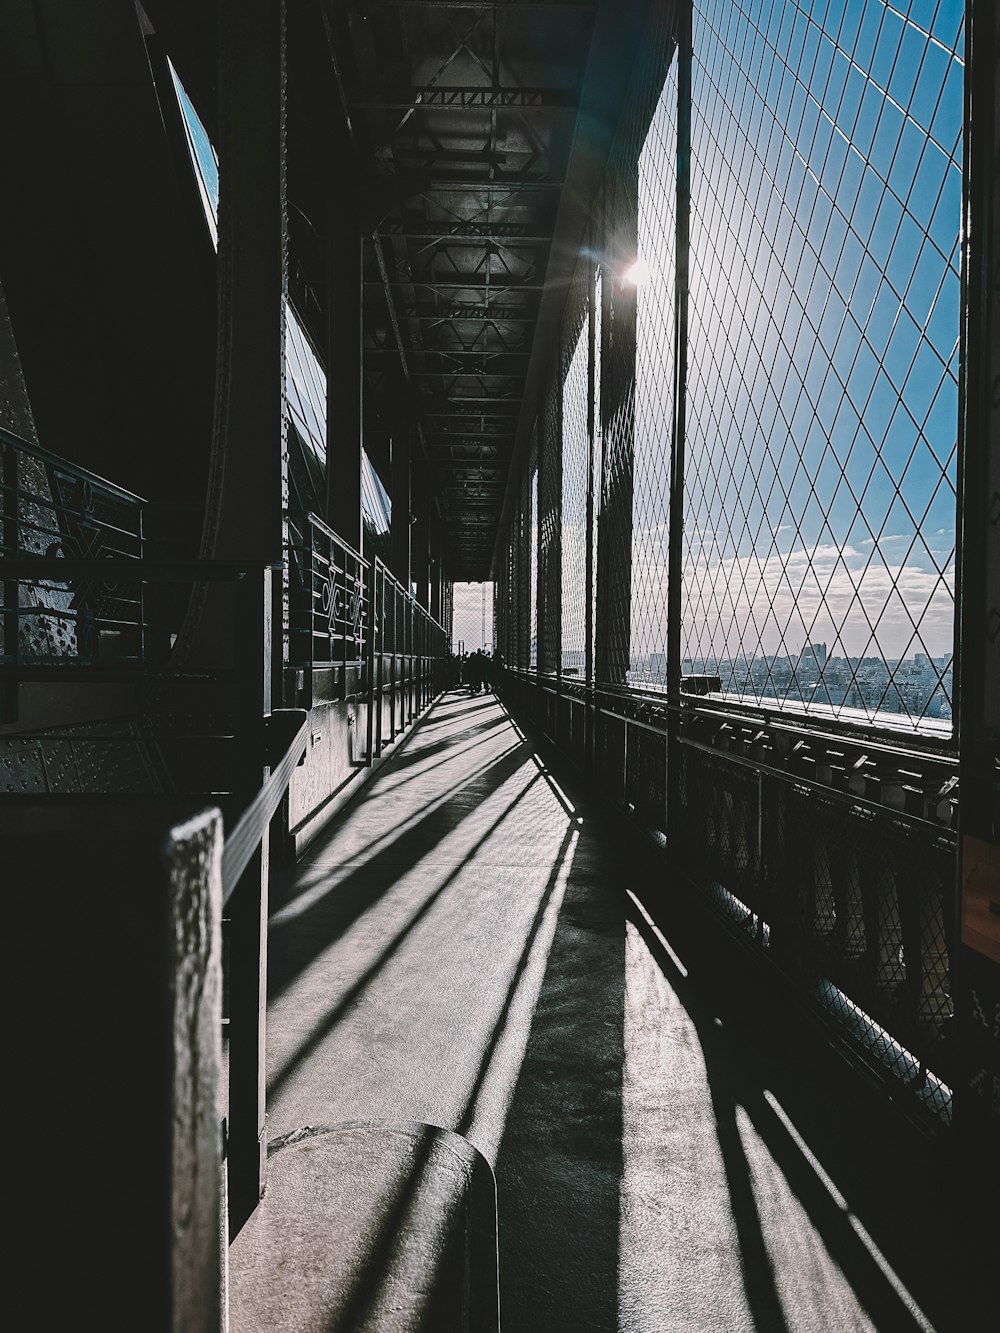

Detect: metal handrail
[0,558,270,581]
[221,709,308,906]
[0,425,146,507]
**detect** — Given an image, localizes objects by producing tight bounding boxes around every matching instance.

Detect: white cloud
[675,540,955,660]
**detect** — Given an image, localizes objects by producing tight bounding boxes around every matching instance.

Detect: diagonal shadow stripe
[267,770,545,1101]
[270,736,524,917]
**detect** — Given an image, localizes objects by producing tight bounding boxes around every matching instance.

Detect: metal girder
[429,445,509,455]
[385,347,531,359]
[376,171,563,190]
[426,430,515,440]
[366,277,544,289]
[390,147,516,165]
[424,413,521,423]
[426,416,516,427]
[421,394,517,404]
[391,302,539,324]
[443,468,506,476]
[379,221,554,242]
[354,86,574,110]
[363,2,595,9]
[407,370,526,380]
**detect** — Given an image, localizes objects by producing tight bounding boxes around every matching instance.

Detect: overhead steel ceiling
[143,0,649,585]
[329,0,599,580]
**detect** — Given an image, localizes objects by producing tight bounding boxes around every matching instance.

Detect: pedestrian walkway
[230,690,981,1333]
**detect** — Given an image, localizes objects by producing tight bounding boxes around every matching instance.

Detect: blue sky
[628,0,963,677]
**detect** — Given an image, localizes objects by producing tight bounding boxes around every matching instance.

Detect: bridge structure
[1,1,997,1329]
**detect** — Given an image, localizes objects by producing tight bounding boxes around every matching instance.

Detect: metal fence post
[666,0,692,850]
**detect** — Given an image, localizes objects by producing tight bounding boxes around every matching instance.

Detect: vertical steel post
[1,442,18,723]
[326,188,363,555]
[365,557,376,764]
[585,256,597,689]
[412,466,430,609]
[390,411,411,590]
[594,172,634,688]
[430,513,443,625]
[214,0,286,1230]
[666,4,692,847]
[376,564,385,754]
[954,0,1000,1147]
[585,245,599,773]
[538,370,562,682]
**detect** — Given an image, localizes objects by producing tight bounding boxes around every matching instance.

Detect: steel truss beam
[376,171,563,190]
[425,430,515,439]
[406,370,526,380]
[389,302,539,324]
[382,347,531,358]
[423,412,521,422]
[354,86,574,110]
[379,221,554,243]
[365,2,595,9]
[420,395,517,405]
[366,277,544,290]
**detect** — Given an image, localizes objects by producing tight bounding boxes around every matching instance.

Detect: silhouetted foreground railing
[2,435,450,1252]
[501,669,958,1127]
[221,708,308,905]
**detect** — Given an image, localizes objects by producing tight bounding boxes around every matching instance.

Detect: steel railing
[499,666,958,1128]
[1,426,146,671]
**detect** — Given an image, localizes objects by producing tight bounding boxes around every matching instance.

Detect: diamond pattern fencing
[514,461,531,668]
[682,0,963,735]
[591,262,602,668]
[595,158,636,686]
[529,456,538,668]
[493,0,965,1121]
[630,47,679,691]
[539,373,562,674]
[561,270,590,679]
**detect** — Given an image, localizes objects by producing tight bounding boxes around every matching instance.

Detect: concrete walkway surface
[229,689,990,1332]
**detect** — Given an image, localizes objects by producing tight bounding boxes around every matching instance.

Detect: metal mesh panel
[683,0,963,735]
[529,454,538,668]
[538,372,562,673]
[630,48,679,689]
[561,271,590,679]
[595,161,636,685]
[515,460,531,668]
[591,262,603,678]
[493,0,965,1122]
